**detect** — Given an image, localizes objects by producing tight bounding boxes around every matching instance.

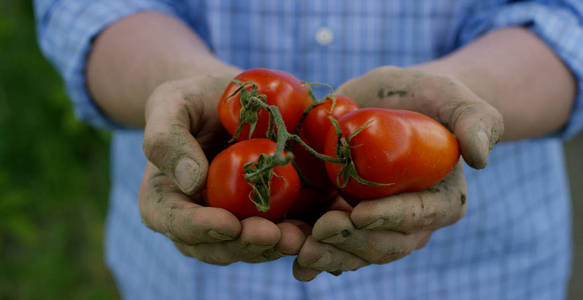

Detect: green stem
[250,99,342,163]
[328,117,394,188]
[229,79,371,213]
[291,160,319,191]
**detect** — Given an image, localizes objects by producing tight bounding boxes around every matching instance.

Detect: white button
[315,27,334,45]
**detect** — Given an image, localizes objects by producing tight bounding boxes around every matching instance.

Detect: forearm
[416,27,576,141]
[87,11,240,127]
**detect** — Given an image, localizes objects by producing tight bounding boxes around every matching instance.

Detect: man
[35,1,582,299]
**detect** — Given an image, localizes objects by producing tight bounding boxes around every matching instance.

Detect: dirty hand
[139,75,306,265]
[293,66,504,280]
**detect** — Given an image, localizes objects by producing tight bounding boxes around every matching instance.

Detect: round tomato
[206,139,300,221]
[323,108,460,200]
[286,131,336,220]
[302,95,360,153]
[218,68,312,140]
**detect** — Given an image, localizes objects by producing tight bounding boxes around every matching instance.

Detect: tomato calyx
[294,82,336,134]
[329,117,394,188]
[243,151,294,212]
[226,80,269,140]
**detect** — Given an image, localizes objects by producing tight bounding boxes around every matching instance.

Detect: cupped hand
[138,75,306,265]
[293,66,504,280]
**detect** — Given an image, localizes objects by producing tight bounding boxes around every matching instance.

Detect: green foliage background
[0,1,119,299]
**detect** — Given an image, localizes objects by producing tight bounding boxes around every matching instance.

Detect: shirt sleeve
[457,0,583,139]
[34,0,184,129]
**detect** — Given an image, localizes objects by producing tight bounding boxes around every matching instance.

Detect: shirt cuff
[37,0,182,129]
[457,1,583,139]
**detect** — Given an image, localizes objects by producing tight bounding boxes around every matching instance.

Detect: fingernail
[364,219,385,230]
[208,230,234,241]
[477,130,489,150]
[311,251,332,269]
[476,130,490,167]
[175,158,198,192]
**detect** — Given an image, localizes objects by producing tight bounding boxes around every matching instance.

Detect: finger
[180,216,281,265]
[415,230,433,250]
[297,236,368,272]
[275,221,307,255]
[293,258,321,282]
[350,163,467,234]
[143,82,209,194]
[286,219,313,236]
[224,216,282,263]
[139,162,241,244]
[312,211,428,264]
[257,221,308,261]
[436,84,504,169]
[176,242,238,266]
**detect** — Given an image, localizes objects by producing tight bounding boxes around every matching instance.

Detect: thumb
[143,82,209,194]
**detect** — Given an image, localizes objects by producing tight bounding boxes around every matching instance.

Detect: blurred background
[0,1,581,300]
[0,1,116,299]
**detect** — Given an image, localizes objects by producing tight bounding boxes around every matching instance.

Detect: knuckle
[146,81,178,114]
[447,102,482,130]
[143,129,171,163]
[162,205,180,241]
[434,73,457,86]
[410,193,439,232]
[137,174,169,233]
[153,81,179,99]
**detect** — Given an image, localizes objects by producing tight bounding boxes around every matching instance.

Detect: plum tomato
[323,108,460,200]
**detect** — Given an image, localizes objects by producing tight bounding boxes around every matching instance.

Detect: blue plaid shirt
[35,1,583,299]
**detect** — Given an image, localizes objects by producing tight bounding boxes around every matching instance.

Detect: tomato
[286,131,336,220]
[206,139,300,221]
[286,187,337,223]
[302,95,360,153]
[287,95,359,219]
[218,68,312,140]
[323,108,460,200]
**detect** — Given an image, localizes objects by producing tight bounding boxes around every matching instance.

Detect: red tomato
[286,131,336,220]
[206,139,300,222]
[286,188,337,223]
[218,68,312,140]
[323,108,460,200]
[288,94,359,218]
[302,95,360,153]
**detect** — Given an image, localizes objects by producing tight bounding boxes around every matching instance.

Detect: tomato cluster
[206,68,460,222]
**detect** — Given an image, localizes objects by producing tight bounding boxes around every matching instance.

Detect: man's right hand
[138,75,307,265]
